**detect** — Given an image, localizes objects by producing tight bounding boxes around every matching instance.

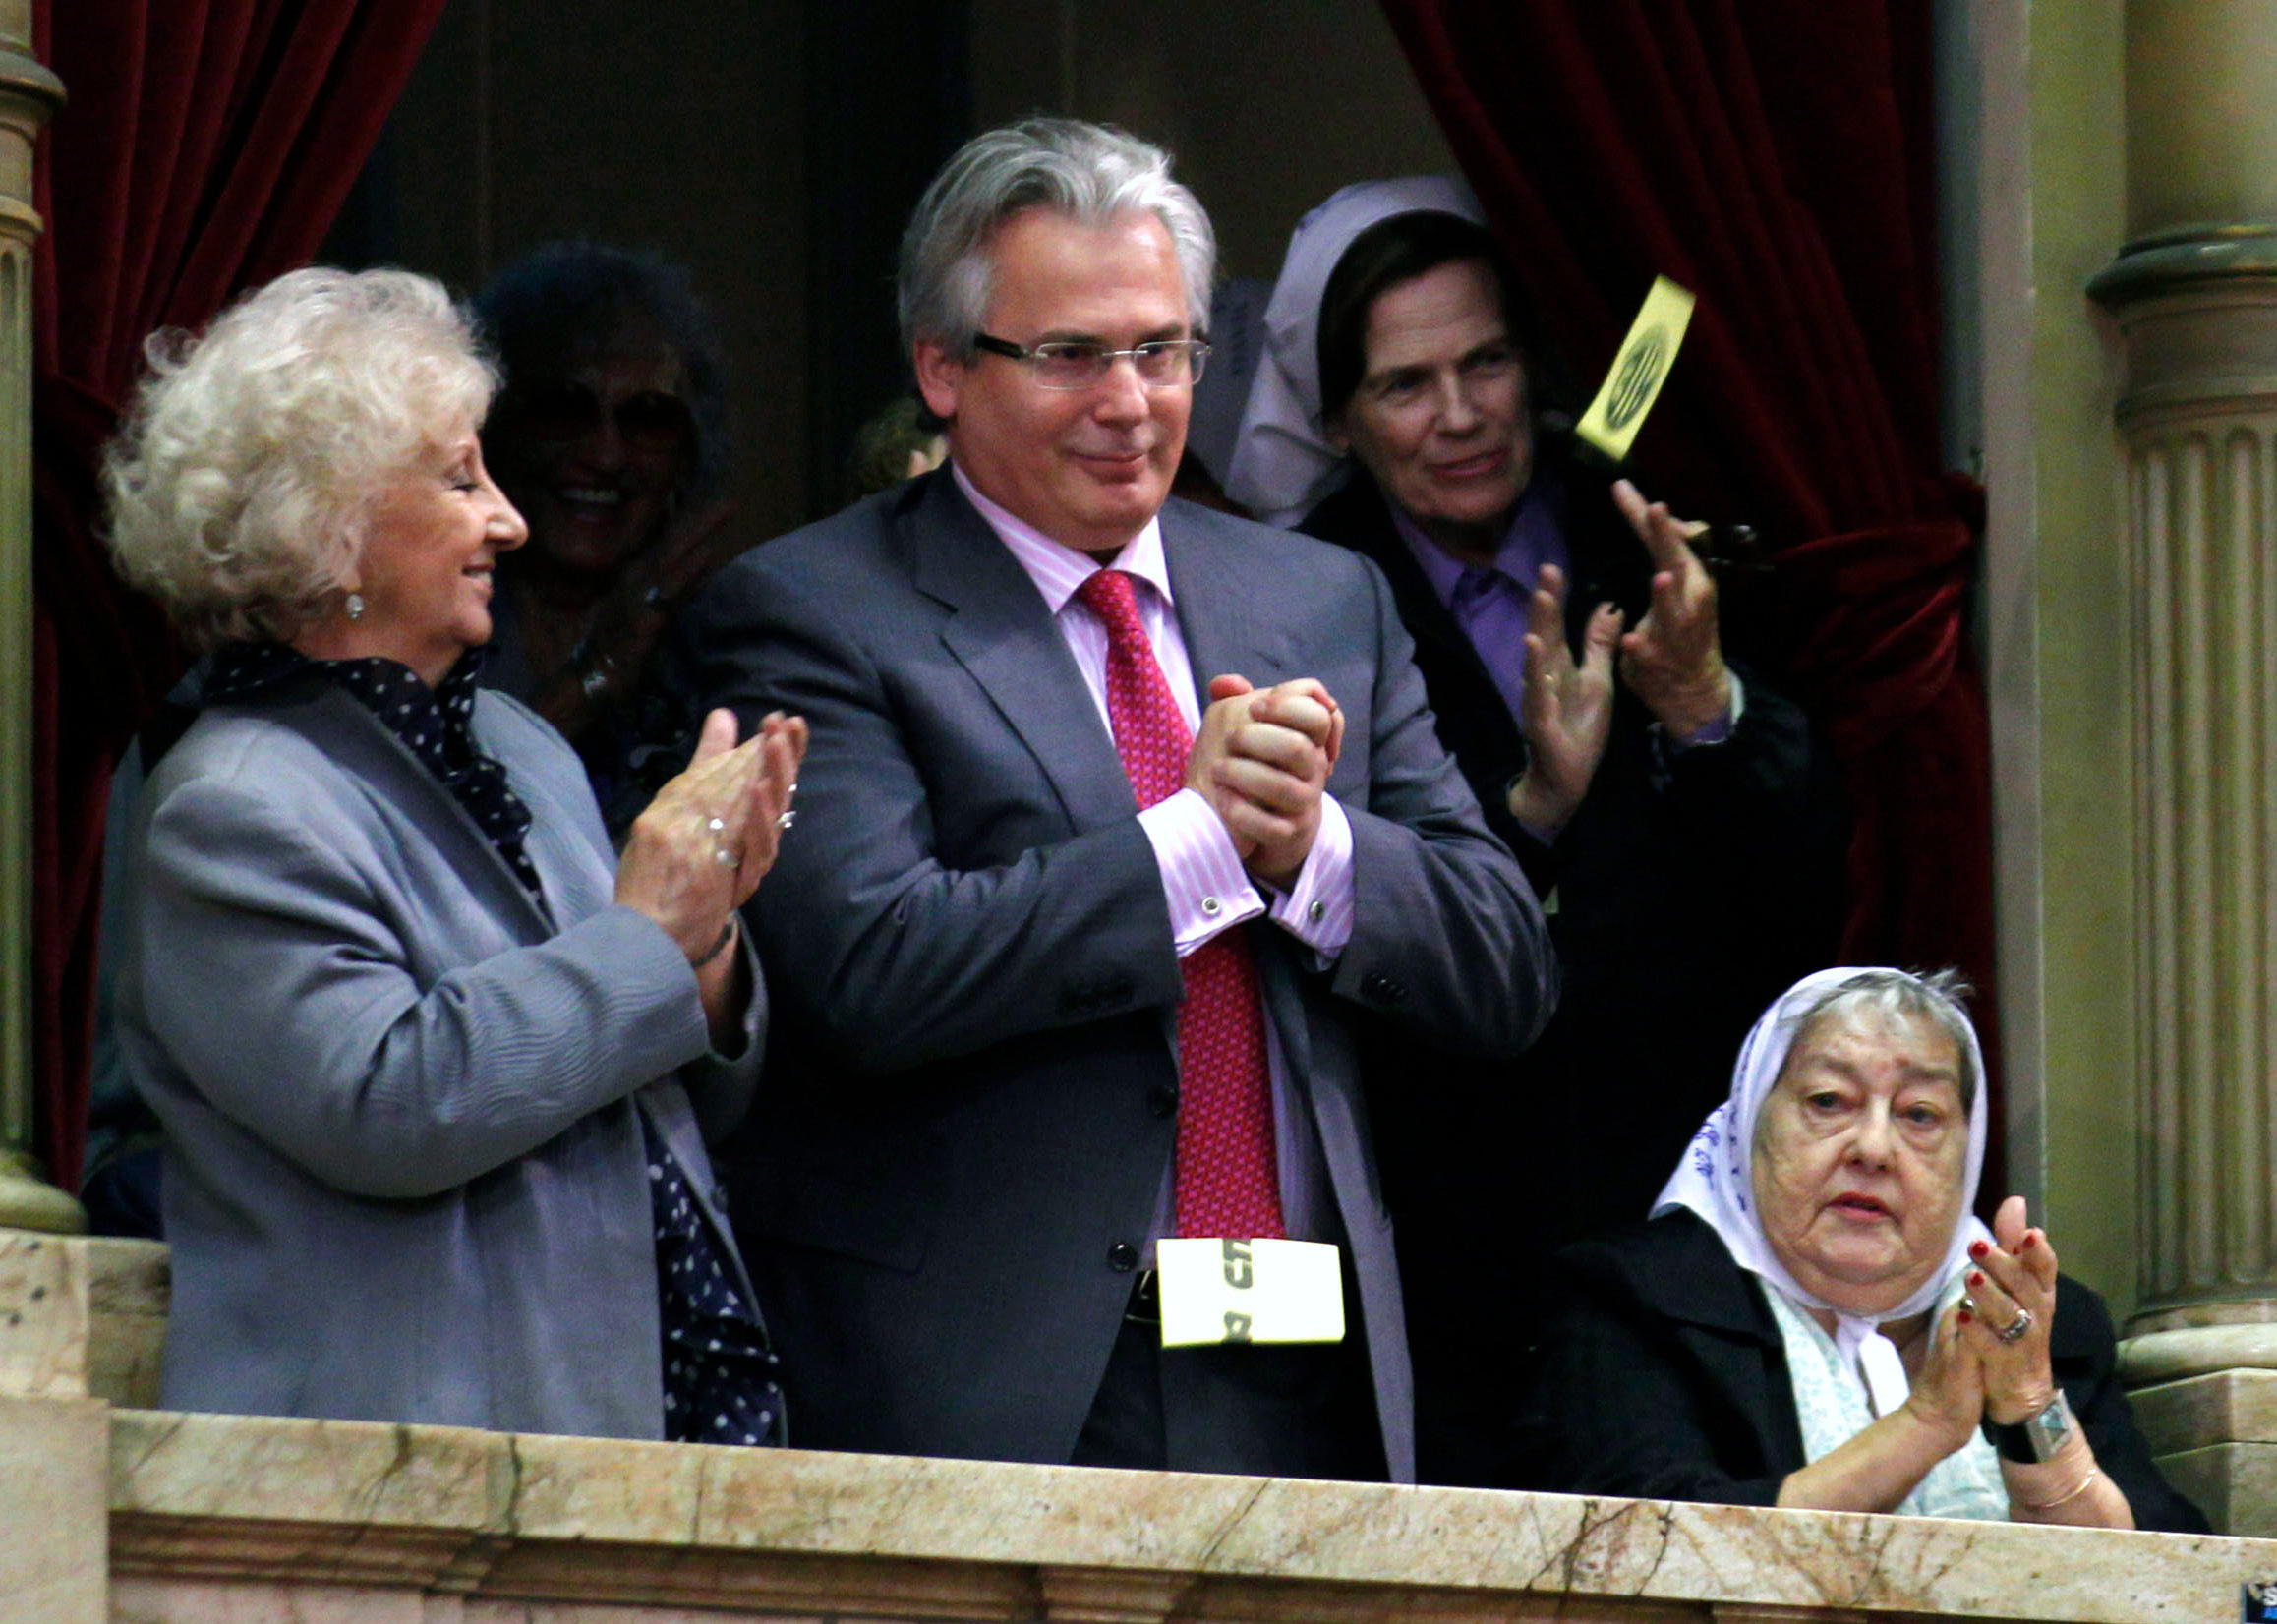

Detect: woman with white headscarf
[1512,968,2204,1529]
[1225,177,1487,526]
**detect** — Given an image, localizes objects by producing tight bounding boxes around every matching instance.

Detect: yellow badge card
[1155,1238,1346,1348]
[1575,274,1696,463]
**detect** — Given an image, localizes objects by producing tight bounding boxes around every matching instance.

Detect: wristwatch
[1982,1390,2076,1463]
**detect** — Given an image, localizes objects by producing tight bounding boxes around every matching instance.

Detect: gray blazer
[114,676,762,1439]
[673,472,1555,1480]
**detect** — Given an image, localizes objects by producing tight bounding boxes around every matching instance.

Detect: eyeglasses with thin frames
[970,332,1211,390]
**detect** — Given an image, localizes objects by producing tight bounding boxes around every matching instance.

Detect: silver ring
[1959,1295,1978,1317]
[1996,1306,2034,1345]
[705,816,727,836]
[712,845,738,869]
[776,809,796,832]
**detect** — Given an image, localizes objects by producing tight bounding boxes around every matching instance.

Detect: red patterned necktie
[1075,568,1284,1241]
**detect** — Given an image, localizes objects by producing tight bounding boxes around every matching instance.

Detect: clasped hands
[1508,478,1734,837]
[1904,1196,2068,1459]
[1185,675,1344,891]
[1780,1197,2121,1525]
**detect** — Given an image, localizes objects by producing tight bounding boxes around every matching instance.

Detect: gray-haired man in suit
[673,118,1555,1481]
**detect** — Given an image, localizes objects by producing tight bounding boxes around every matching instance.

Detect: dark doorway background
[800,1,972,517]
[318,0,1455,543]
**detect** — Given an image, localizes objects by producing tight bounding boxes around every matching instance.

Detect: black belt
[1124,1267,1161,1324]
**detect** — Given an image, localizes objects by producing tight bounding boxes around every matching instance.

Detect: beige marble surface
[0,1229,171,1406]
[0,1396,107,1624]
[100,1408,2277,1622]
[85,1235,168,1410]
[2161,1442,2277,1541]
[0,1228,88,1397]
[2118,1368,2277,1537]
[2123,1323,2277,1384]
[2131,1368,2277,1453]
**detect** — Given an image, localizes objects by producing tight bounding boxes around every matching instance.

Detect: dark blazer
[1302,450,1845,1485]
[671,469,1555,1480]
[116,678,762,1438]
[1510,1209,2209,1533]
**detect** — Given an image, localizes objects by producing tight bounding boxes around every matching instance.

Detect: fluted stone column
[0,17,97,1624]
[2093,233,2277,1381]
[2062,1,2277,1536]
[2089,242,2277,1508]
[0,6,74,1234]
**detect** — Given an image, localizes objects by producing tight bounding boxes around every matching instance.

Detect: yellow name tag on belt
[1156,1238,1345,1348]
[1575,274,1696,463]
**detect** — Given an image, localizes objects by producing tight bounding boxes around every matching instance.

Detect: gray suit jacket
[115,675,762,1438]
[673,472,1554,1479]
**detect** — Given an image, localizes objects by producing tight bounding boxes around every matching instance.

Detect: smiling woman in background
[475,243,749,833]
[1513,967,2205,1530]
[101,266,804,1443]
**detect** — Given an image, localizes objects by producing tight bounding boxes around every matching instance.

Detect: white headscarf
[1653,966,1995,1419]
[1224,176,1485,527]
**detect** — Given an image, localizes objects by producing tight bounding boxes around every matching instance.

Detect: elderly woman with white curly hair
[102,265,805,1444]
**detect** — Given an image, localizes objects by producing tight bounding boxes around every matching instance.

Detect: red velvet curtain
[1379,2,1997,1063]
[29,0,446,1189]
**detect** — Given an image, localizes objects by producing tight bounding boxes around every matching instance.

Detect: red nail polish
[2019,1233,2036,1250]
[1956,1308,1972,1323]
[1968,1240,1990,1259]
[1968,1270,1985,1288]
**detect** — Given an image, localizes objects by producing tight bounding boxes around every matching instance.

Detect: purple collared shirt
[1393,477,1738,775]
[1391,479,1571,727]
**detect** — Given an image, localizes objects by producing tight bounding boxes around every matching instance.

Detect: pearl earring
[344,592,366,622]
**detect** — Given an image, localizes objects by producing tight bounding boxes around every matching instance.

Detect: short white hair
[102,266,496,652]
[898,117,1216,356]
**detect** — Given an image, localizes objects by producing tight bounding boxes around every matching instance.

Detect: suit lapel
[482,705,611,931]
[1160,502,1299,705]
[909,474,1140,834]
[282,684,558,940]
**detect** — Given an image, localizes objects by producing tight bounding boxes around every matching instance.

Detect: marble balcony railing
[91,1409,2277,1624]
[7,1228,2277,1624]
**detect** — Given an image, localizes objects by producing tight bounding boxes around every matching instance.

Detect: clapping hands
[617,706,807,962]
[1902,1197,2063,1454]
[1507,563,1620,837]
[1610,479,1733,743]
[1506,477,1731,838]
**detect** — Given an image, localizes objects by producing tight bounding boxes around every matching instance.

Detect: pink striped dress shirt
[952,464,1351,1244]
